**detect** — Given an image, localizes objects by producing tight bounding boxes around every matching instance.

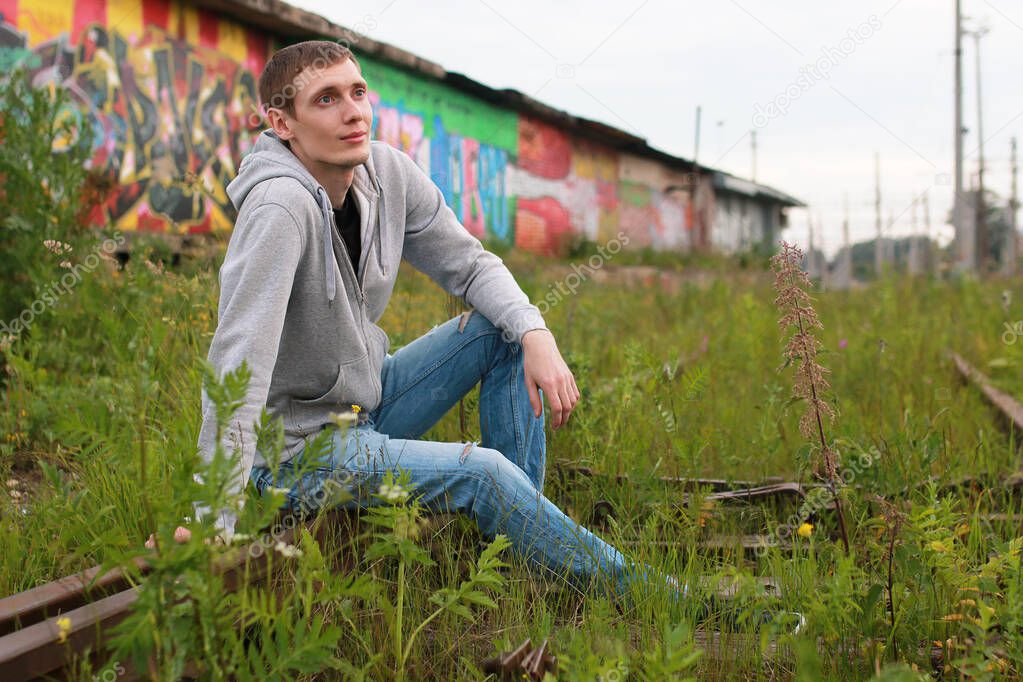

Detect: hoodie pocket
[289,350,368,434]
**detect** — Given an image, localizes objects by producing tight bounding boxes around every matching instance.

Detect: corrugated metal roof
[195,0,803,207]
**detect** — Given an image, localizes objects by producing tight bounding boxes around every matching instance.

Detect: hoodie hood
[227,130,384,303]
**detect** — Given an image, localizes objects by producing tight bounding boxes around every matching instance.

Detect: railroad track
[0,472,819,681]
[950,351,1023,439]
[0,510,311,681]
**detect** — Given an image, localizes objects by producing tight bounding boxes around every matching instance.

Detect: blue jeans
[250,311,662,597]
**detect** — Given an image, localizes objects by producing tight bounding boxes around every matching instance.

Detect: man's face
[271,59,373,170]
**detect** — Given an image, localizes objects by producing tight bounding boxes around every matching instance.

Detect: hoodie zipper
[328,206,383,408]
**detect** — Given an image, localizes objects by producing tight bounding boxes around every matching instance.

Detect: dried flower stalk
[771,241,850,554]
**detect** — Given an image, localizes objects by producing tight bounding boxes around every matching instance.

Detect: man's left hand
[521,329,579,429]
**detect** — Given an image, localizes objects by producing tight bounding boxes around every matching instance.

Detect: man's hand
[145,526,191,548]
[145,526,222,548]
[521,329,579,429]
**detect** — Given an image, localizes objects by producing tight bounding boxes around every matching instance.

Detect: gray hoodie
[195,130,547,537]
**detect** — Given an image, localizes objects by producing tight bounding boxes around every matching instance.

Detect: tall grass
[2,69,1023,681]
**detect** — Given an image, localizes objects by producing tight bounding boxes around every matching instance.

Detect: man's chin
[329,146,370,168]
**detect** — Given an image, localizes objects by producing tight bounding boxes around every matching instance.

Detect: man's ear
[267,108,295,141]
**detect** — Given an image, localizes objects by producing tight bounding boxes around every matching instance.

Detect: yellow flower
[351,404,362,414]
[797,523,813,538]
[929,540,948,553]
[56,616,72,643]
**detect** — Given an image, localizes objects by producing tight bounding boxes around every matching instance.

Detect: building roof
[197,0,803,207]
[713,171,806,208]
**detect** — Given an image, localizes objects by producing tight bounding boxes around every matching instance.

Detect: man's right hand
[144,526,199,548]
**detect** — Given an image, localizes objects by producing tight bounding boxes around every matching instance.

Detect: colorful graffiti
[0,0,269,233]
[362,58,515,242]
[511,116,692,255]
[0,0,708,251]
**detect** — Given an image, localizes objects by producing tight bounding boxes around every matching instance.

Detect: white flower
[43,240,72,255]
[378,483,409,503]
[274,541,303,558]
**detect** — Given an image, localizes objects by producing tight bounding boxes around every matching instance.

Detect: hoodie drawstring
[316,186,337,303]
[373,174,386,277]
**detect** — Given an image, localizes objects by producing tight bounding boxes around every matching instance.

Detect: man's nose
[341,98,363,123]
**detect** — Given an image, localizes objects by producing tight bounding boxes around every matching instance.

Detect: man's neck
[288,143,357,207]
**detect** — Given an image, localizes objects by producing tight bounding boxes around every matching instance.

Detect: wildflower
[797,522,813,538]
[929,540,948,553]
[274,541,303,558]
[56,616,72,643]
[43,240,72,255]
[5,479,17,488]
[771,241,849,553]
[351,404,362,414]
[838,338,847,349]
[0,334,14,352]
[378,482,409,503]
[59,260,72,269]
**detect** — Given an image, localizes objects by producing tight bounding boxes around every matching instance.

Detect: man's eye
[354,88,366,97]
[318,94,334,104]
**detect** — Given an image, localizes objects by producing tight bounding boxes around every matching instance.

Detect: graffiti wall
[0,0,271,233]
[0,0,705,252]
[359,58,517,242]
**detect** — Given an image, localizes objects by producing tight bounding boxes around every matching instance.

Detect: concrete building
[0,0,803,256]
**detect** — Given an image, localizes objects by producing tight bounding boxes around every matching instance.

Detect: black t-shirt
[332,193,361,273]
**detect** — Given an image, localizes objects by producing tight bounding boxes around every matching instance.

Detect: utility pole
[909,195,921,275]
[923,191,934,273]
[1008,137,1019,275]
[888,210,897,270]
[751,129,758,182]
[969,25,990,273]
[694,105,702,164]
[807,213,816,278]
[818,211,828,288]
[875,152,884,277]
[954,0,968,270]
[842,193,852,287]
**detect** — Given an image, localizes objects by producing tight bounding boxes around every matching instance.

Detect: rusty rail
[950,351,1023,437]
[0,512,308,681]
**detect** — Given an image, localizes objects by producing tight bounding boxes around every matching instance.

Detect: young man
[172,40,667,598]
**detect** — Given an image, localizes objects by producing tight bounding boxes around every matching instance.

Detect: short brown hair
[258,40,360,116]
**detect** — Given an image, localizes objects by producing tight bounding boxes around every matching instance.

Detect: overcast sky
[290,0,1022,258]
